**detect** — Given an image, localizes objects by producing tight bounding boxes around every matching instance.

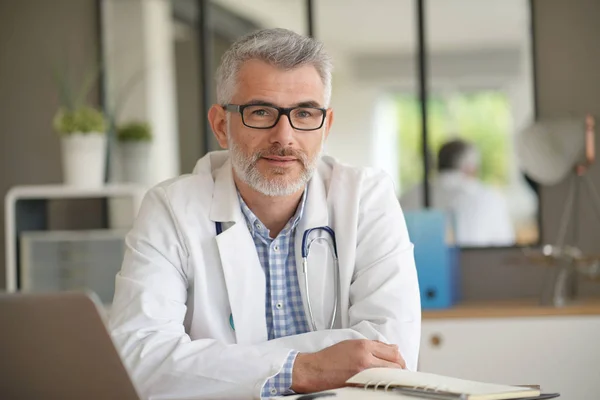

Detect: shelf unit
[4,184,147,292]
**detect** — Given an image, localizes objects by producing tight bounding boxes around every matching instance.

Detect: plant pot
[119,141,151,184]
[61,133,107,188]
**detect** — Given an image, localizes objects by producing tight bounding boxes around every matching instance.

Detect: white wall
[325,77,379,168]
[102,0,180,186]
[213,0,307,36]
[325,77,402,193]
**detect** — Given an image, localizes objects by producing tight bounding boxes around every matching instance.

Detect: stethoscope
[216,222,340,332]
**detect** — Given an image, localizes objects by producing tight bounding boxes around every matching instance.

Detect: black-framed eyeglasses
[223,103,327,131]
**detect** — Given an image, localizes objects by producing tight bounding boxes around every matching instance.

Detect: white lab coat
[108,151,421,400]
[400,171,515,247]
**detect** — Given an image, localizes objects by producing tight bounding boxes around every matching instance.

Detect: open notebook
[282,368,559,400]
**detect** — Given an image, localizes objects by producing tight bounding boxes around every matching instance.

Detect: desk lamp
[516,115,600,306]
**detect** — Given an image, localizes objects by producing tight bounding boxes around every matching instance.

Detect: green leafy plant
[53,106,107,135]
[51,57,107,136]
[116,121,153,142]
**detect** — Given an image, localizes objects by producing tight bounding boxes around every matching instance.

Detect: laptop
[0,290,141,400]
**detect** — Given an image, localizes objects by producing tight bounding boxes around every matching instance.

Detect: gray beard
[227,132,322,197]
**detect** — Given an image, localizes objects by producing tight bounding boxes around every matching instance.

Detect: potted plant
[53,105,108,188]
[116,121,152,184]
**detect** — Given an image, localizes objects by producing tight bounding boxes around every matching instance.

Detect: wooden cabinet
[420,303,600,400]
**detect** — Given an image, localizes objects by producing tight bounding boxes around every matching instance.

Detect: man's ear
[323,108,334,140]
[208,105,229,149]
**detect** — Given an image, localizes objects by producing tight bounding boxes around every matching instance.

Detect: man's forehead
[233,60,325,105]
[237,58,320,76]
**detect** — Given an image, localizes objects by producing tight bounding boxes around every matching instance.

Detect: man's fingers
[369,341,397,360]
[369,356,405,370]
[396,354,406,369]
[369,342,404,366]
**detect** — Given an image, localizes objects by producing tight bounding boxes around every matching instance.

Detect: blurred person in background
[401,139,515,247]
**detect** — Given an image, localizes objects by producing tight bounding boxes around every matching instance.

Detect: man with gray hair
[109,28,420,399]
[401,138,515,246]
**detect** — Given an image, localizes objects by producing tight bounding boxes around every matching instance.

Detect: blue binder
[403,210,460,309]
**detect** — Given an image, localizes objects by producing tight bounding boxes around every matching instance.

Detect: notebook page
[281,387,424,400]
[346,368,540,400]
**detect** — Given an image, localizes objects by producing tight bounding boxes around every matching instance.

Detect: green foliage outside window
[396,91,511,195]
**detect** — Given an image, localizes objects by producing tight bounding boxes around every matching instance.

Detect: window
[398,91,539,246]
[314,0,538,247]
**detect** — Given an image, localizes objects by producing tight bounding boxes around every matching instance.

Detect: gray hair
[215,28,333,106]
[437,139,481,172]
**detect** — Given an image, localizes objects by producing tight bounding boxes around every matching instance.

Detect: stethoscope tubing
[216,222,340,332]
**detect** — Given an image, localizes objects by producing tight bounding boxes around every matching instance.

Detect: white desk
[420,299,600,400]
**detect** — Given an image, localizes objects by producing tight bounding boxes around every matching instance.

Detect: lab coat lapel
[211,161,267,344]
[295,170,335,331]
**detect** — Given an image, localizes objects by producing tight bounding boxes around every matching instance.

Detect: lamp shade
[516,119,586,185]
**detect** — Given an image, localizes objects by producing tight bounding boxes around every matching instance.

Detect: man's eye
[295,109,314,118]
[251,108,271,117]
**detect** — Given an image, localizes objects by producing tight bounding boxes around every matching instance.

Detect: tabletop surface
[422,297,600,319]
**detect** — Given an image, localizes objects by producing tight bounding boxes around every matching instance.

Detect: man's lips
[262,156,297,162]
[260,155,301,168]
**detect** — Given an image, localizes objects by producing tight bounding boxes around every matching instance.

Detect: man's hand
[291,339,405,393]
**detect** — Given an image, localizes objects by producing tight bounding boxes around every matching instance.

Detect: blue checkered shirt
[237,190,310,398]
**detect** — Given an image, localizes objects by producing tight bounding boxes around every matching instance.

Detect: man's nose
[269,113,295,145]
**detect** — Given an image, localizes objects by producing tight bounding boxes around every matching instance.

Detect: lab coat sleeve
[347,171,421,370]
[108,187,294,400]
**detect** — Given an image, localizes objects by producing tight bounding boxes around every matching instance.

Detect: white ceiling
[212,0,531,54]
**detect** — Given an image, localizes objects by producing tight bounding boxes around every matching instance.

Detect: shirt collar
[237,188,308,239]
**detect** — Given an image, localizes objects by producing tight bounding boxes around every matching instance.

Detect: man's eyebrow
[244,99,324,108]
[293,100,323,108]
[245,99,277,107]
